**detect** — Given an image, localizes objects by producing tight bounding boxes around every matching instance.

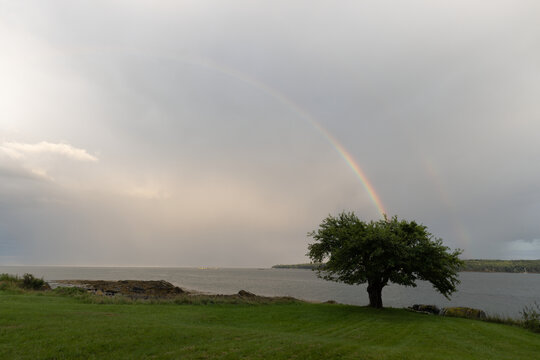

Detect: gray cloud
[1,1,539,265]
[0,164,49,181]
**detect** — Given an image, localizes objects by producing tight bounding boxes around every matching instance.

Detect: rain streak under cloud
[1,1,540,266]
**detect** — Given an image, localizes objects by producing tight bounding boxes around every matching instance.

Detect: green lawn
[0,292,538,359]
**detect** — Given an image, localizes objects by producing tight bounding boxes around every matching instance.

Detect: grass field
[1,291,539,359]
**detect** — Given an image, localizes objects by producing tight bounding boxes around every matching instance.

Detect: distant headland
[273,259,540,274]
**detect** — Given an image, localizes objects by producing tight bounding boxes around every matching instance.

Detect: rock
[41,282,52,291]
[324,300,337,304]
[441,307,487,320]
[54,280,187,298]
[238,290,256,297]
[410,304,440,315]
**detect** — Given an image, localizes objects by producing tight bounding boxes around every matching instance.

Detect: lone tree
[307,212,463,308]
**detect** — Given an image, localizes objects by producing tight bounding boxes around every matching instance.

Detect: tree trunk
[367,282,383,308]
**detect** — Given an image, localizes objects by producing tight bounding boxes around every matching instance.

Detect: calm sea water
[1,266,538,318]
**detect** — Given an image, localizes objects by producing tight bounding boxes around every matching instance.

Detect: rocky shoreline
[48,280,490,321]
[51,280,186,298]
[49,279,298,302]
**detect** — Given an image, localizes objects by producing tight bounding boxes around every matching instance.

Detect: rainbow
[317,129,387,217]
[79,48,388,217]
[185,56,388,217]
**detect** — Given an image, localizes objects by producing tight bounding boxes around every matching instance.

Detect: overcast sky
[1,1,539,266]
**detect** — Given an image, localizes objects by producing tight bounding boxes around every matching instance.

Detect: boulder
[410,304,440,315]
[238,290,256,297]
[41,282,52,291]
[441,307,487,320]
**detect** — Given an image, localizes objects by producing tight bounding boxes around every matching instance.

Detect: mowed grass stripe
[0,292,539,359]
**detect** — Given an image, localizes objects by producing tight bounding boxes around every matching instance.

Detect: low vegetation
[0,273,49,291]
[521,302,540,333]
[273,259,540,274]
[50,286,300,306]
[272,263,319,269]
[461,259,540,273]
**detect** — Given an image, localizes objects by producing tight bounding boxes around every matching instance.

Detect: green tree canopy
[307,212,463,308]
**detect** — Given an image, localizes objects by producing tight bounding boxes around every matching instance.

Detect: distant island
[273,259,540,274]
